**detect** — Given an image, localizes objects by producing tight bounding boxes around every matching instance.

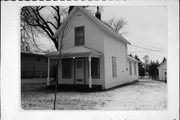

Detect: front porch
[45,46,103,88]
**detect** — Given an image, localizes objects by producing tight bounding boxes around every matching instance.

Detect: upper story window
[75,26,85,46]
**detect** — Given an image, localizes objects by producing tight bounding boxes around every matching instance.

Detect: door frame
[74,57,86,85]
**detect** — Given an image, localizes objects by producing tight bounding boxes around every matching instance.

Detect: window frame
[62,58,72,78]
[74,26,85,46]
[112,57,117,77]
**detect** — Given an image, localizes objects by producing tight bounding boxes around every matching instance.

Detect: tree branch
[47,21,58,30]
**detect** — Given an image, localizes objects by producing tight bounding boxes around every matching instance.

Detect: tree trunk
[52,38,58,50]
[53,64,58,110]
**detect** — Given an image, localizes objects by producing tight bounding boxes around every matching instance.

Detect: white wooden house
[46,6,139,89]
[158,61,167,82]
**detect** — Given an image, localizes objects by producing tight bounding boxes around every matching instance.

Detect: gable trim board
[53,6,130,45]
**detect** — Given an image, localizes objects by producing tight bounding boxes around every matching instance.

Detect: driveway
[21,79,167,110]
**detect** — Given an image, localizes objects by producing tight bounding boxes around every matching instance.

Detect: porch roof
[45,46,103,58]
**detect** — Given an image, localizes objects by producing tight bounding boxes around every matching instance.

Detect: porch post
[88,55,92,88]
[47,58,50,86]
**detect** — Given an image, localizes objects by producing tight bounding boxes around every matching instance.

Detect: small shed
[158,61,167,82]
[21,52,57,78]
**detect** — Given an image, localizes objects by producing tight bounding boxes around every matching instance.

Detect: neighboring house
[158,61,167,82]
[21,52,56,78]
[46,6,139,89]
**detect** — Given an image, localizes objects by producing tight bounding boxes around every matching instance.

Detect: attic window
[75,26,84,46]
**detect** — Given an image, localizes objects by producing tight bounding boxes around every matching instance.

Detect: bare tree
[21,20,44,53]
[104,17,128,35]
[21,6,70,110]
[53,22,71,110]
[21,6,69,50]
[20,6,90,51]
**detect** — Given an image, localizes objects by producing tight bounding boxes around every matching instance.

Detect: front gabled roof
[53,6,130,45]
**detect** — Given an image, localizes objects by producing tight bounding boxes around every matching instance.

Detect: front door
[75,58,85,84]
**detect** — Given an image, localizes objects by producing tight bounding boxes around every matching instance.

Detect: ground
[21,78,167,110]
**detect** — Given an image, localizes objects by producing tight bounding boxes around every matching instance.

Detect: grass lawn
[21,78,167,110]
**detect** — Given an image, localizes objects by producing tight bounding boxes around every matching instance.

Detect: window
[134,63,136,75]
[112,57,117,77]
[75,26,84,46]
[62,58,72,78]
[129,62,132,75]
[91,58,100,78]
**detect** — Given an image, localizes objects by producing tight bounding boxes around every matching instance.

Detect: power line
[130,44,166,53]
[131,42,166,51]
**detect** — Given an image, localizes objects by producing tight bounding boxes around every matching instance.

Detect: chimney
[95,6,101,20]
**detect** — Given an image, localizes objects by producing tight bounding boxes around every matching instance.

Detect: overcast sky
[38,6,167,62]
[102,6,167,62]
